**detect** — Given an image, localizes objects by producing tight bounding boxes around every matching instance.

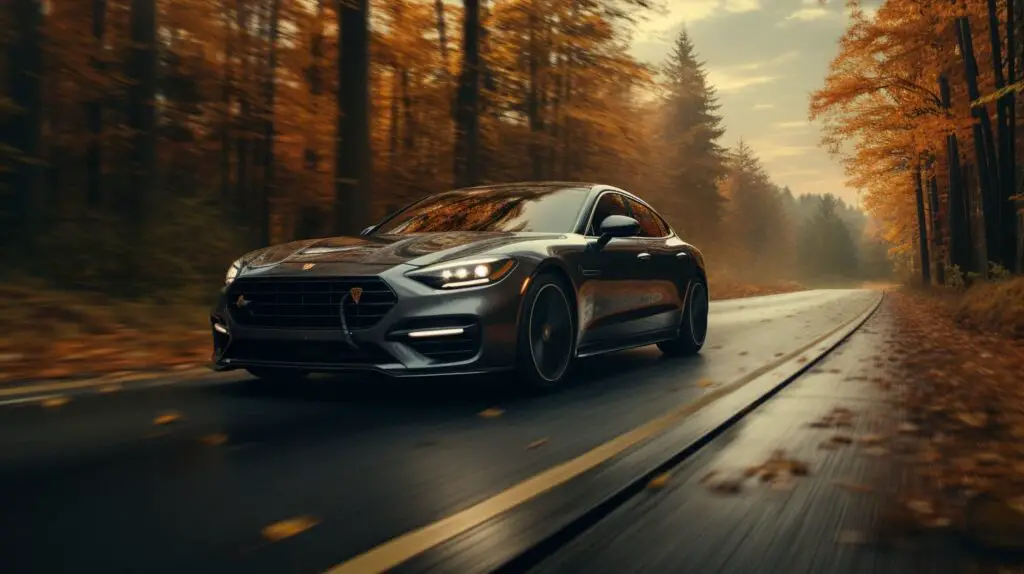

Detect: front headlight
[406,256,517,290]
[225,258,243,286]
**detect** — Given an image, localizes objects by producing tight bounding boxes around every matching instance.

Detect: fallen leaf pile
[0,282,212,385]
[885,289,1024,551]
[701,449,811,494]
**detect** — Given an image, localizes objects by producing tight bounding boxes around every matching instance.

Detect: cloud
[785,7,830,21]
[635,0,765,42]
[752,103,775,110]
[773,120,809,129]
[747,143,817,161]
[724,0,761,14]
[707,71,778,92]
[705,51,798,93]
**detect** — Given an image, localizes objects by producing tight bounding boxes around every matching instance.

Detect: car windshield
[373,185,591,235]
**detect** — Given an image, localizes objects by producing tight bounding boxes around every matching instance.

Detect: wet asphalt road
[0,289,882,574]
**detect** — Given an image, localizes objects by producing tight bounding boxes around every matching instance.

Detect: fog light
[407,327,465,339]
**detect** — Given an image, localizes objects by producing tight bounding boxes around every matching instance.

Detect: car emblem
[302,263,316,271]
[235,295,250,308]
[349,287,363,304]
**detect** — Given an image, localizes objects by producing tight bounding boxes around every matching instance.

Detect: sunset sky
[630,0,883,206]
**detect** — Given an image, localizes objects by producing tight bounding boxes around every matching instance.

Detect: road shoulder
[528,296,953,574]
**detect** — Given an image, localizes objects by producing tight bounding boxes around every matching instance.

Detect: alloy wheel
[528,283,573,382]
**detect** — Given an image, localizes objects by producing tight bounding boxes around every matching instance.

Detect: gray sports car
[210,182,710,389]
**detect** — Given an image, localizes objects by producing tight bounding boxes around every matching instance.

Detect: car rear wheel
[516,273,576,390]
[245,367,307,383]
[658,277,709,357]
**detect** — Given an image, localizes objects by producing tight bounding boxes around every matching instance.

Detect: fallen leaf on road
[97,384,121,394]
[833,481,875,493]
[153,411,182,425]
[696,378,714,388]
[907,499,935,514]
[261,516,320,542]
[857,434,885,445]
[201,433,228,446]
[478,408,504,418]
[526,438,548,450]
[797,356,809,364]
[738,351,749,356]
[957,412,988,428]
[707,475,744,494]
[647,472,671,489]
[41,396,69,408]
[897,422,919,434]
[830,434,854,445]
[863,446,889,457]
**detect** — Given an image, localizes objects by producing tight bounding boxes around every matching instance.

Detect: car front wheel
[658,277,709,357]
[516,273,576,390]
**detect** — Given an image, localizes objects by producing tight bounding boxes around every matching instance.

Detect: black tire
[245,367,308,383]
[658,277,709,357]
[516,273,577,390]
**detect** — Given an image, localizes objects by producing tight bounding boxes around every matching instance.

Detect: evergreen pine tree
[661,28,727,244]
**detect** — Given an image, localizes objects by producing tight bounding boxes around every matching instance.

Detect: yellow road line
[326,293,883,574]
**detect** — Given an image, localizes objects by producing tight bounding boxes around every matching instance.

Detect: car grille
[226,276,397,330]
[223,339,394,366]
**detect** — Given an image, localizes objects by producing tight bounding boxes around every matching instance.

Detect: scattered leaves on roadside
[260,516,320,542]
[696,378,715,388]
[478,408,504,418]
[201,433,228,446]
[41,396,70,408]
[153,411,182,426]
[833,480,875,493]
[647,472,671,489]
[526,438,549,450]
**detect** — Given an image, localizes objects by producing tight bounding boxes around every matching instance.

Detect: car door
[576,191,648,352]
[623,197,686,336]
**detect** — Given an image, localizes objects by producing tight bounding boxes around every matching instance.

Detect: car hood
[242,232,561,270]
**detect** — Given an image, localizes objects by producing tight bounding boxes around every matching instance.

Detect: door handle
[637,252,651,261]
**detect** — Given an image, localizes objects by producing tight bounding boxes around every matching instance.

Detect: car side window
[627,199,669,238]
[586,193,630,236]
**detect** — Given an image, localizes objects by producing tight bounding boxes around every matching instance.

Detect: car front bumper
[209,262,529,378]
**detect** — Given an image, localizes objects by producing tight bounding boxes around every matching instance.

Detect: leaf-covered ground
[884,286,1024,564]
[0,279,805,385]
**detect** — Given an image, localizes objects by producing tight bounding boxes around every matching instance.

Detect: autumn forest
[1,0,908,305]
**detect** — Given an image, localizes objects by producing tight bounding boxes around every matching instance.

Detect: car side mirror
[594,215,640,250]
[359,225,375,236]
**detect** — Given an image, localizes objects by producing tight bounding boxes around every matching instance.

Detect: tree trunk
[86,0,107,209]
[927,168,945,285]
[987,0,1018,271]
[126,0,157,280]
[452,0,481,188]
[956,15,1002,268]
[526,1,544,180]
[401,69,414,151]
[914,161,931,284]
[236,0,251,213]
[3,0,43,253]
[261,0,280,246]
[304,0,325,171]
[334,0,373,235]
[939,75,973,275]
[221,3,234,203]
